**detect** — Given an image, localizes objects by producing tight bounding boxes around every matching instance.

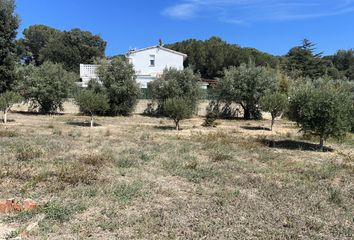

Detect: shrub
[259,92,288,131]
[97,58,141,116]
[148,68,203,115]
[16,62,76,113]
[288,79,352,151]
[0,91,22,123]
[163,98,194,130]
[203,102,219,127]
[74,89,109,127]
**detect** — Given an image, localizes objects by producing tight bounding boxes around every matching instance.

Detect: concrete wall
[12,100,210,116]
[12,100,272,119]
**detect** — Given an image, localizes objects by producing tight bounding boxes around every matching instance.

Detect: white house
[79,45,187,88]
[126,45,187,88]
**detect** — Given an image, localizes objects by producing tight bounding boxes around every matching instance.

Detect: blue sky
[16,0,354,56]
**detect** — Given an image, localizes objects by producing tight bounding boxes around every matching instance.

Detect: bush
[0,91,22,123]
[97,58,141,116]
[16,62,76,113]
[148,68,203,115]
[203,102,219,127]
[163,98,194,130]
[259,92,288,131]
[75,89,109,127]
[288,79,352,151]
[216,62,278,119]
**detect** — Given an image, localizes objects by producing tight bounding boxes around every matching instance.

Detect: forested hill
[165,37,279,79]
[166,37,354,81]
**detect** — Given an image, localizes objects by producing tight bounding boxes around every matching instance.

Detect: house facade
[79,46,187,88]
[126,46,187,88]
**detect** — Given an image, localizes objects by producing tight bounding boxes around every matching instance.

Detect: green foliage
[18,27,107,73]
[0,90,22,123]
[42,202,71,222]
[16,62,76,113]
[75,89,109,116]
[166,37,279,79]
[163,98,194,130]
[203,103,218,127]
[148,68,203,115]
[16,24,61,65]
[217,62,278,119]
[260,92,288,130]
[288,79,352,150]
[0,91,22,111]
[284,39,334,79]
[14,144,43,161]
[328,49,354,81]
[96,58,140,116]
[0,0,19,93]
[112,181,144,204]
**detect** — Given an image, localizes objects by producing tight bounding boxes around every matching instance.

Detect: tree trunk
[175,120,179,131]
[244,108,251,120]
[319,134,325,152]
[271,116,275,131]
[3,109,8,124]
[90,116,94,128]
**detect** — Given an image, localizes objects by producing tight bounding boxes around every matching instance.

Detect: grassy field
[0,112,353,239]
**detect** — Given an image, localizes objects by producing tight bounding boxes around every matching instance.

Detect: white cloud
[162,3,198,19]
[162,0,354,24]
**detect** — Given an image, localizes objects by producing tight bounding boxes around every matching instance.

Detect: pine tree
[0,0,19,93]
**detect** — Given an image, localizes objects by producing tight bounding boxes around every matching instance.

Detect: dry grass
[0,112,353,239]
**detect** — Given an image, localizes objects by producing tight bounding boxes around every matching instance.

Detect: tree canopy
[0,0,19,93]
[165,37,279,79]
[75,89,109,127]
[96,58,141,116]
[17,26,107,73]
[16,62,77,113]
[216,62,278,119]
[16,24,61,65]
[288,79,352,151]
[148,68,203,115]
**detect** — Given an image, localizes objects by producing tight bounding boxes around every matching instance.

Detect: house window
[150,55,155,67]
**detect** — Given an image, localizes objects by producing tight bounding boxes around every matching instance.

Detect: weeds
[42,202,71,222]
[111,181,144,204]
[79,152,113,167]
[59,163,98,185]
[13,144,43,161]
[0,130,19,138]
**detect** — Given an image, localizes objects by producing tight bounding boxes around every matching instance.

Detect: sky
[16,0,354,57]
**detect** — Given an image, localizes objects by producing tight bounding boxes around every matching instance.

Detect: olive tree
[288,80,352,151]
[163,98,193,130]
[217,63,277,119]
[75,90,109,128]
[148,68,203,115]
[16,62,76,113]
[0,91,22,123]
[97,58,140,116]
[259,92,288,131]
